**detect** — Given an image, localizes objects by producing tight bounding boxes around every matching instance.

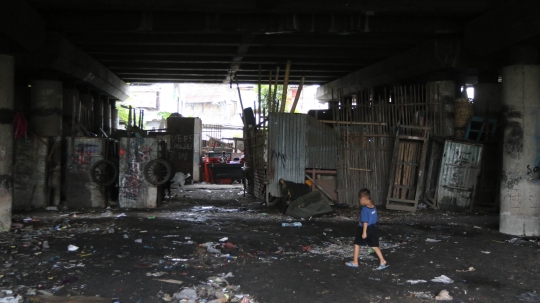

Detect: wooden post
[272,66,279,113]
[236,81,248,129]
[290,76,305,114]
[280,60,291,113]
[268,71,273,113]
[258,64,261,124]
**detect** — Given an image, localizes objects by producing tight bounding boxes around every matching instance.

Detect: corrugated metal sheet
[267,113,307,196]
[306,115,337,169]
[436,140,483,211]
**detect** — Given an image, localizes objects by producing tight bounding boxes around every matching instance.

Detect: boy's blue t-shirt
[359,206,378,226]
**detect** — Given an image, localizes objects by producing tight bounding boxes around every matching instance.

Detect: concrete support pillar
[426,80,455,137]
[111,101,119,133]
[93,96,103,134]
[0,54,14,231]
[31,80,63,206]
[473,83,501,118]
[62,88,79,136]
[80,94,93,132]
[30,80,63,137]
[500,64,540,236]
[103,99,111,135]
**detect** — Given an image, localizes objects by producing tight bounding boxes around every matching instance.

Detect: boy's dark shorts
[354,225,379,247]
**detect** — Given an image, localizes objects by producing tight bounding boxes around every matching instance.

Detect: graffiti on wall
[118,138,156,207]
[68,143,102,173]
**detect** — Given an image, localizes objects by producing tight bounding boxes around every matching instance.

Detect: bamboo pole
[289,76,305,113]
[280,60,291,113]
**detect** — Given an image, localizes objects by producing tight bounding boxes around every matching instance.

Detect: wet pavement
[2,184,540,303]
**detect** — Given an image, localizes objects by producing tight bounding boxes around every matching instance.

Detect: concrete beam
[315,39,464,101]
[44,11,467,34]
[32,0,500,14]
[464,0,540,56]
[0,0,129,100]
[0,1,46,50]
[28,33,129,100]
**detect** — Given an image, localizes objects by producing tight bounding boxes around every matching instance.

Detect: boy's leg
[371,247,386,265]
[352,244,360,265]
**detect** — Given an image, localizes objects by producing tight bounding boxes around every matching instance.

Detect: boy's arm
[362,222,368,238]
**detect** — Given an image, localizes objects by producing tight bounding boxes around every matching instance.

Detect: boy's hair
[358,188,371,200]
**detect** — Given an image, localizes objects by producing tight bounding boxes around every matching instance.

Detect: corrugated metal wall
[436,141,483,211]
[267,113,307,196]
[306,115,337,169]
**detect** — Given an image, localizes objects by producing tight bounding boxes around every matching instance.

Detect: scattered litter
[481,251,491,254]
[147,272,167,277]
[517,292,540,302]
[324,228,333,232]
[0,296,22,303]
[407,280,427,284]
[135,238,143,243]
[473,226,482,229]
[431,275,454,284]
[67,244,79,252]
[219,237,229,242]
[42,241,49,249]
[101,210,113,217]
[507,238,520,244]
[456,267,475,272]
[154,279,183,285]
[302,246,312,251]
[409,291,432,299]
[116,213,127,218]
[45,206,58,211]
[147,216,156,219]
[222,242,237,250]
[282,222,302,227]
[207,247,221,254]
[435,290,453,301]
[174,288,197,301]
[426,238,441,242]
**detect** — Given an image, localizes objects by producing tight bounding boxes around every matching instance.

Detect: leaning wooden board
[386,126,430,212]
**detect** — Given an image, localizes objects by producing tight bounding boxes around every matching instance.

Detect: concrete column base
[0,54,14,231]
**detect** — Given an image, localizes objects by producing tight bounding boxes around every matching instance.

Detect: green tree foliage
[256,85,292,112]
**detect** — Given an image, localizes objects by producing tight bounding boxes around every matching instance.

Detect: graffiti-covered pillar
[500,59,540,236]
[0,54,14,231]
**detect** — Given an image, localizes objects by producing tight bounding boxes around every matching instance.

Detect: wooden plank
[386,129,401,203]
[388,197,417,203]
[347,167,372,172]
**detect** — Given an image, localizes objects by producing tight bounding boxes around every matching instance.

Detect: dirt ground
[2,184,540,303]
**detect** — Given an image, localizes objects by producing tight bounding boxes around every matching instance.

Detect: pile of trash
[158,273,257,303]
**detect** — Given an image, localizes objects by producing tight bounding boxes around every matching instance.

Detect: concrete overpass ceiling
[16,0,515,86]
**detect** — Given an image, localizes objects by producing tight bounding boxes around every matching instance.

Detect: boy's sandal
[374,264,389,270]
[345,261,359,268]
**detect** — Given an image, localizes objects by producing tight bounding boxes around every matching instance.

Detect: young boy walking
[345,188,388,270]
